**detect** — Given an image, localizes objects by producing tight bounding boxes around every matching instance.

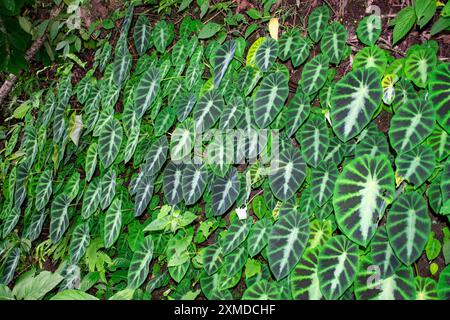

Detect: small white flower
[236,206,248,220]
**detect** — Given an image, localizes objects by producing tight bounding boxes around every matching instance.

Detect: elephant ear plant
[0,2,449,301]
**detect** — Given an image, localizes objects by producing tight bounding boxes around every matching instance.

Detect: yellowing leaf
[246,37,266,66]
[382,74,399,105]
[268,18,279,40]
[69,113,84,146]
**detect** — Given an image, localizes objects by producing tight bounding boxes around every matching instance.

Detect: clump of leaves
[0,2,449,301]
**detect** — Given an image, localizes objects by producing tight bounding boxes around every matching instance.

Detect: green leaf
[98,118,123,169]
[134,15,152,55]
[171,37,189,65]
[170,121,195,164]
[104,197,122,248]
[178,0,193,12]
[134,67,161,118]
[333,155,395,246]
[371,225,402,278]
[93,108,114,137]
[291,36,311,68]
[220,218,252,255]
[290,247,323,300]
[297,114,330,168]
[22,210,46,242]
[84,141,98,182]
[243,280,281,299]
[415,0,436,29]
[174,92,196,122]
[330,67,382,142]
[152,20,173,52]
[392,78,416,111]
[14,163,27,210]
[437,265,450,299]
[255,37,278,72]
[427,126,449,162]
[415,276,438,300]
[0,284,13,300]
[284,91,310,137]
[388,99,435,154]
[100,169,116,210]
[124,126,140,164]
[203,244,223,276]
[211,168,240,216]
[141,135,168,176]
[356,15,382,46]
[308,5,330,43]
[198,22,221,39]
[50,193,71,243]
[355,132,389,157]
[320,22,347,64]
[109,288,135,300]
[103,18,114,29]
[428,62,450,134]
[308,218,332,247]
[219,95,244,129]
[206,130,234,177]
[404,47,436,88]
[426,232,441,261]
[51,289,98,300]
[353,45,387,74]
[0,248,20,285]
[2,207,19,238]
[441,159,450,214]
[396,144,435,187]
[355,255,416,300]
[12,271,63,300]
[64,171,80,201]
[300,54,329,95]
[12,101,32,119]
[154,107,175,137]
[430,16,450,35]
[213,40,236,88]
[35,169,53,211]
[318,235,359,300]
[247,218,272,257]
[81,178,102,219]
[134,172,153,217]
[245,23,259,39]
[253,72,289,128]
[247,8,262,19]
[181,163,208,205]
[392,7,416,45]
[163,162,183,205]
[268,211,310,280]
[386,191,431,265]
[278,29,300,61]
[69,222,90,264]
[310,161,338,206]
[127,235,154,289]
[269,147,306,201]
[193,90,224,132]
[113,41,132,87]
[76,72,93,104]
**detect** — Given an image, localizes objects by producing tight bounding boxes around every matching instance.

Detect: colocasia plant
[0,3,449,300]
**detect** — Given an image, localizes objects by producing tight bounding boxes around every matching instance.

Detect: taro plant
[0,1,449,301]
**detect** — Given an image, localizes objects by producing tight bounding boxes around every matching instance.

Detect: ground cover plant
[0,0,449,300]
